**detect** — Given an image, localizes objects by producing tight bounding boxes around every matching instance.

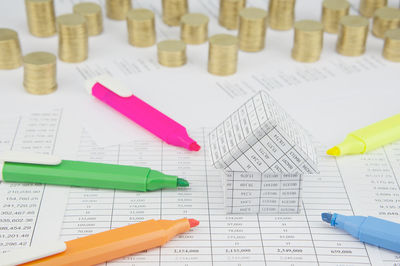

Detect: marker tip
[327,146,340,156]
[321,213,332,224]
[188,218,200,228]
[189,142,201,152]
[177,178,189,187]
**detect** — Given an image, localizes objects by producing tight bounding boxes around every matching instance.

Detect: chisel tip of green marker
[327,146,340,156]
[177,178,189,187]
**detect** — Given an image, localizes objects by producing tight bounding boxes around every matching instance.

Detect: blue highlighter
[322,213,400,253]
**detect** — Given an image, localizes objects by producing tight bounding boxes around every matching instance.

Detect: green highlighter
[0,152,189,191]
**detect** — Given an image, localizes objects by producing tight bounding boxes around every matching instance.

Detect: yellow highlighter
[327,113,400,156]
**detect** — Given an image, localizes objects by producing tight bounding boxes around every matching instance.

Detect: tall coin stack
[321,0,350,34]
[162,0,188,26]
[25,0,56,37]
[208,34,238,76]
[181,13,209,44]
[292,20,324,62]
[359,0,387,18]
[157,40,187,67]
[238,8,267,52]
[336,15,369,56]
[23,52,57,95]
[268,0,296,30]
[57,14,88,63]
[127,9,156,47]
[0,28,22,69]
[383,29,400,62]
[372,7,400,39]
[219,0,246,30]
[73,3,103,36]
[106,0,132,20]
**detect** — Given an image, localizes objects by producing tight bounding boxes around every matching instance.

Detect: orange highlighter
[17,218,199,266]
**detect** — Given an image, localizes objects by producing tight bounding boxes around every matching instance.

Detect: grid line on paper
[202,128,214,266]
[302,201,320,265]
[383,146,400,192]
[159,141,164,266]
[9,116,21,150]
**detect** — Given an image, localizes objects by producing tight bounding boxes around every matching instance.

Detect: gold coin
[238,8,268,52]
[127,9,156,47]
[372,7,400,38]
[268,0,296,30]
[157,40,187,67]
[181,13,209,44]
[25,0,56,37]
[336,15,369,56]
[0,28,22,69]
[57,14,88,63]
[208,34,238,76]
[23,51,57,95]
[73,2,103,36]
[106,0,132,20]
[359,0,387,18]
[383,28,400,62]
[162,0,188,26]
[292,20,324,62]
[219,0,246,30]
[322,0,350,34]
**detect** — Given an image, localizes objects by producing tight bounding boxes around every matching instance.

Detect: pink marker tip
[188,218,200,228]
[189,142,201,151]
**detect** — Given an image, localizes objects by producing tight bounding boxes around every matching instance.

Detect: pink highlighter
[86,76,200,151]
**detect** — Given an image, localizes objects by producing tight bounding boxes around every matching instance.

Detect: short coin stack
[181,13,209,45]
[157,40,187,67]
[127,9,156,47]
[359,0,387,18]
[0,28,22,69]
[73,2,103,36]
[25,0,56,37]
[336,15,369,56]
[292,20,324,62]
[219,0,246,30]
[268,0,296,30]
[238,8,268,52]
[162,0,188,26]
[208,34,238,76]
[23,51,57,95]
[372,7,400,39]
[106,0,132,20]
[321,0,350,34]
[57,14,88,63]
[383,29,400,62]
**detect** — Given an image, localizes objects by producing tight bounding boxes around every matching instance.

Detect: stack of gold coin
[127,9,156,47]
[383,28,400,62]
[181,13,209,44]
[321,0,350,34]
[73,2,103,36]
[23,52,57,95]
[291,20,323,62]
[268,0,296,30]
[106,0,132,20]
[0,28,22,69]
[219,0,246,30]
[57,14,88,63]
[359,0,387,18]
[238,8,267,52]
[162,0,188,26]
[25,0,56,37]
[336,15,369,56]
[372,7,400,39]
[157,40,186,67]
[208,34,238,76]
